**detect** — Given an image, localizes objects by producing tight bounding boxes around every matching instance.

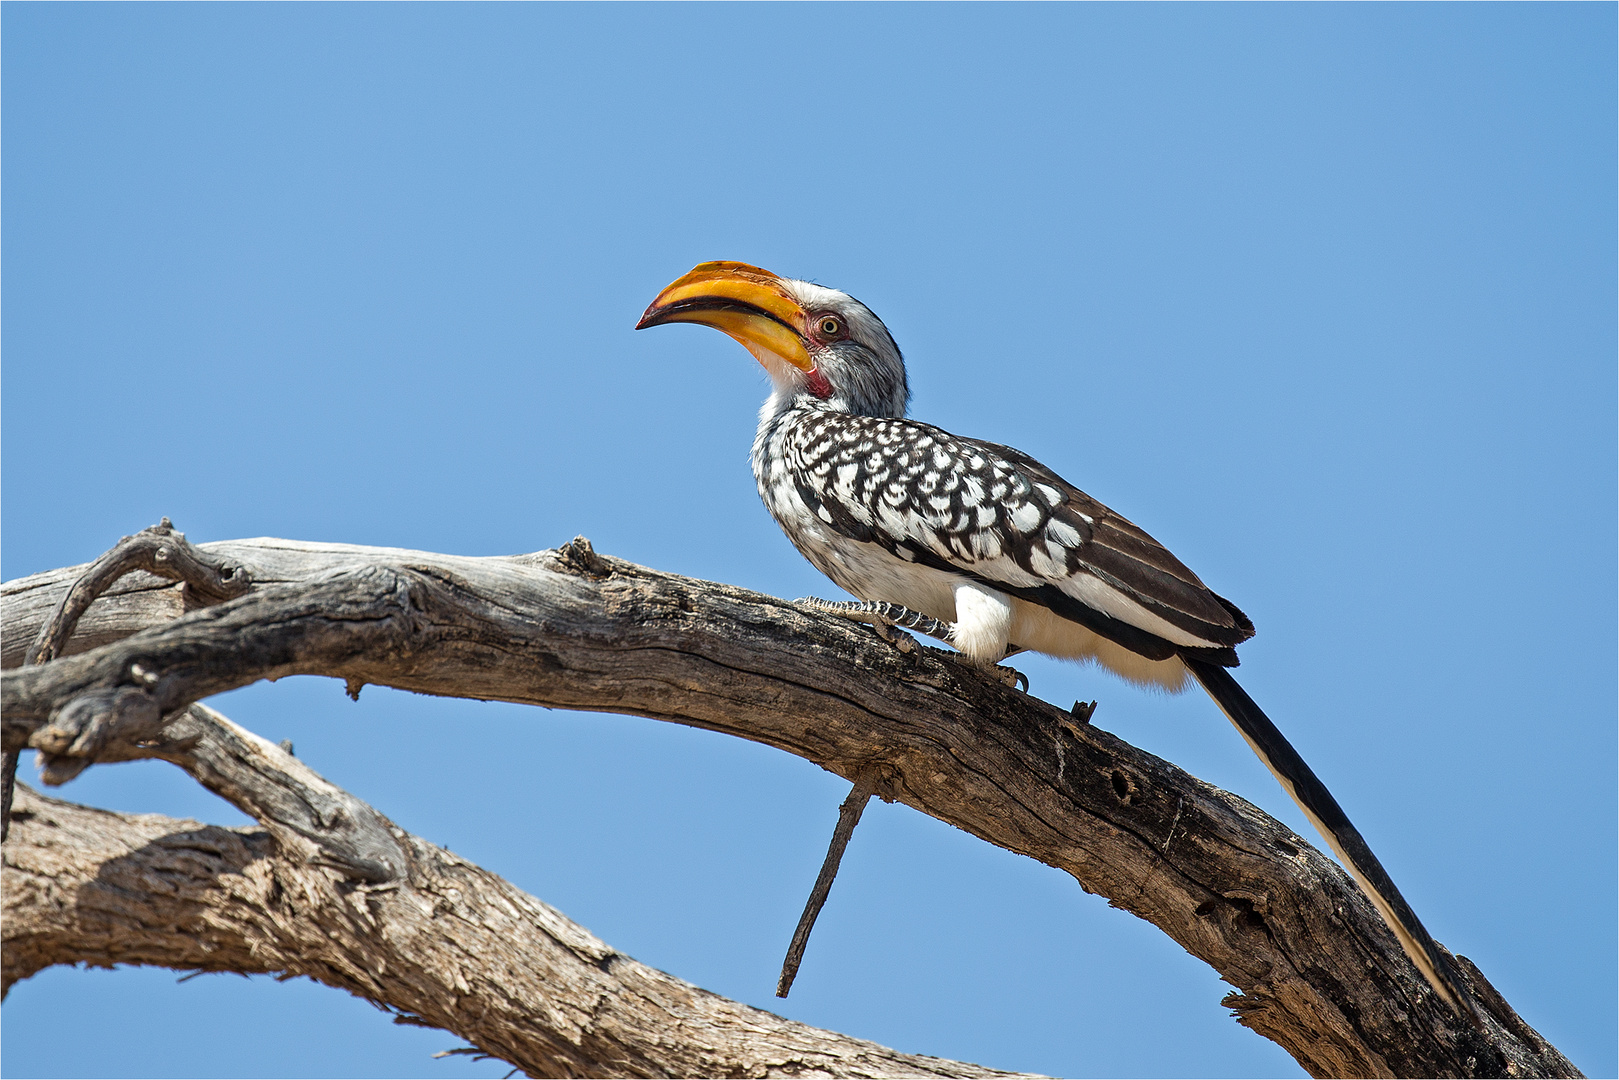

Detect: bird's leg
[795,597,952,653]
[796,597,953,643]
[797,598,1028,691]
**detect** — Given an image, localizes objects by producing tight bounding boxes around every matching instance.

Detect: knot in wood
[556,536,611,578]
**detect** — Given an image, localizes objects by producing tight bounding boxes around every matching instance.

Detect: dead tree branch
[0,534,1579,1079]
[1,708,1027,1080]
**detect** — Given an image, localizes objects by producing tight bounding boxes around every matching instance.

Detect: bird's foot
[919,645,1028,693]
[864,614,915,654]
[989,663,1030,692]
[798,598,1027,691]
[796,597,956,654]
[977,663,1029,696]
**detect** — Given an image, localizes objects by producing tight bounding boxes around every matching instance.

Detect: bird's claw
[865,617,917,654]
[992,664,1029,692]
[916,645,1028,692]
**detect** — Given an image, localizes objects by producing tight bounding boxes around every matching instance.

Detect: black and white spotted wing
[777,411,1254,663]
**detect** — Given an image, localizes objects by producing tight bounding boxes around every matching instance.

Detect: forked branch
[0,533,1580,1079]
[2,519,252,838]
[1,708,1025,1080]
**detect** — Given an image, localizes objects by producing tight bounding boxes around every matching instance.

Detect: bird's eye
[818,316,843,338]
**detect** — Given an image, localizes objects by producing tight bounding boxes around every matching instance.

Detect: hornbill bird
[636,260,1466,1012]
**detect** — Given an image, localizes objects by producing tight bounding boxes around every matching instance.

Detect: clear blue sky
[3,5,1613,1078]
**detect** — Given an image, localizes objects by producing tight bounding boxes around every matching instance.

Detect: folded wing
[782,414,1253,661]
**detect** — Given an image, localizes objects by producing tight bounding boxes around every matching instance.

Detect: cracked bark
[1,723,1022,1080]
[0,533,1581,1079]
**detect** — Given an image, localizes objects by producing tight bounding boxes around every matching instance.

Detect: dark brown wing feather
[970,439,1255,648]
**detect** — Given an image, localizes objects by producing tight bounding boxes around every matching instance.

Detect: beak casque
[635,261,814,373]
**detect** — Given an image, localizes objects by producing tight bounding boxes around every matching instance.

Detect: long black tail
[1182,656,1467,1012]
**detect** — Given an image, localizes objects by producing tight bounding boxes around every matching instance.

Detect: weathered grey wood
[3,518,248,838]
[2,758,1026,1079]
[0,536,1579,1079]
[25,518,252,667]
[106,701,406,883]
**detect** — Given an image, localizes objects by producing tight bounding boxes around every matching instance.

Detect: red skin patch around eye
[805,368,833,400]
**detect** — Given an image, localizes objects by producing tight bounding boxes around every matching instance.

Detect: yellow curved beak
[635,261,813,372]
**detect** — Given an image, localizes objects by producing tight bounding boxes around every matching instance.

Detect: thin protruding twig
[27,517,251,668]
[777,769,881,998]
